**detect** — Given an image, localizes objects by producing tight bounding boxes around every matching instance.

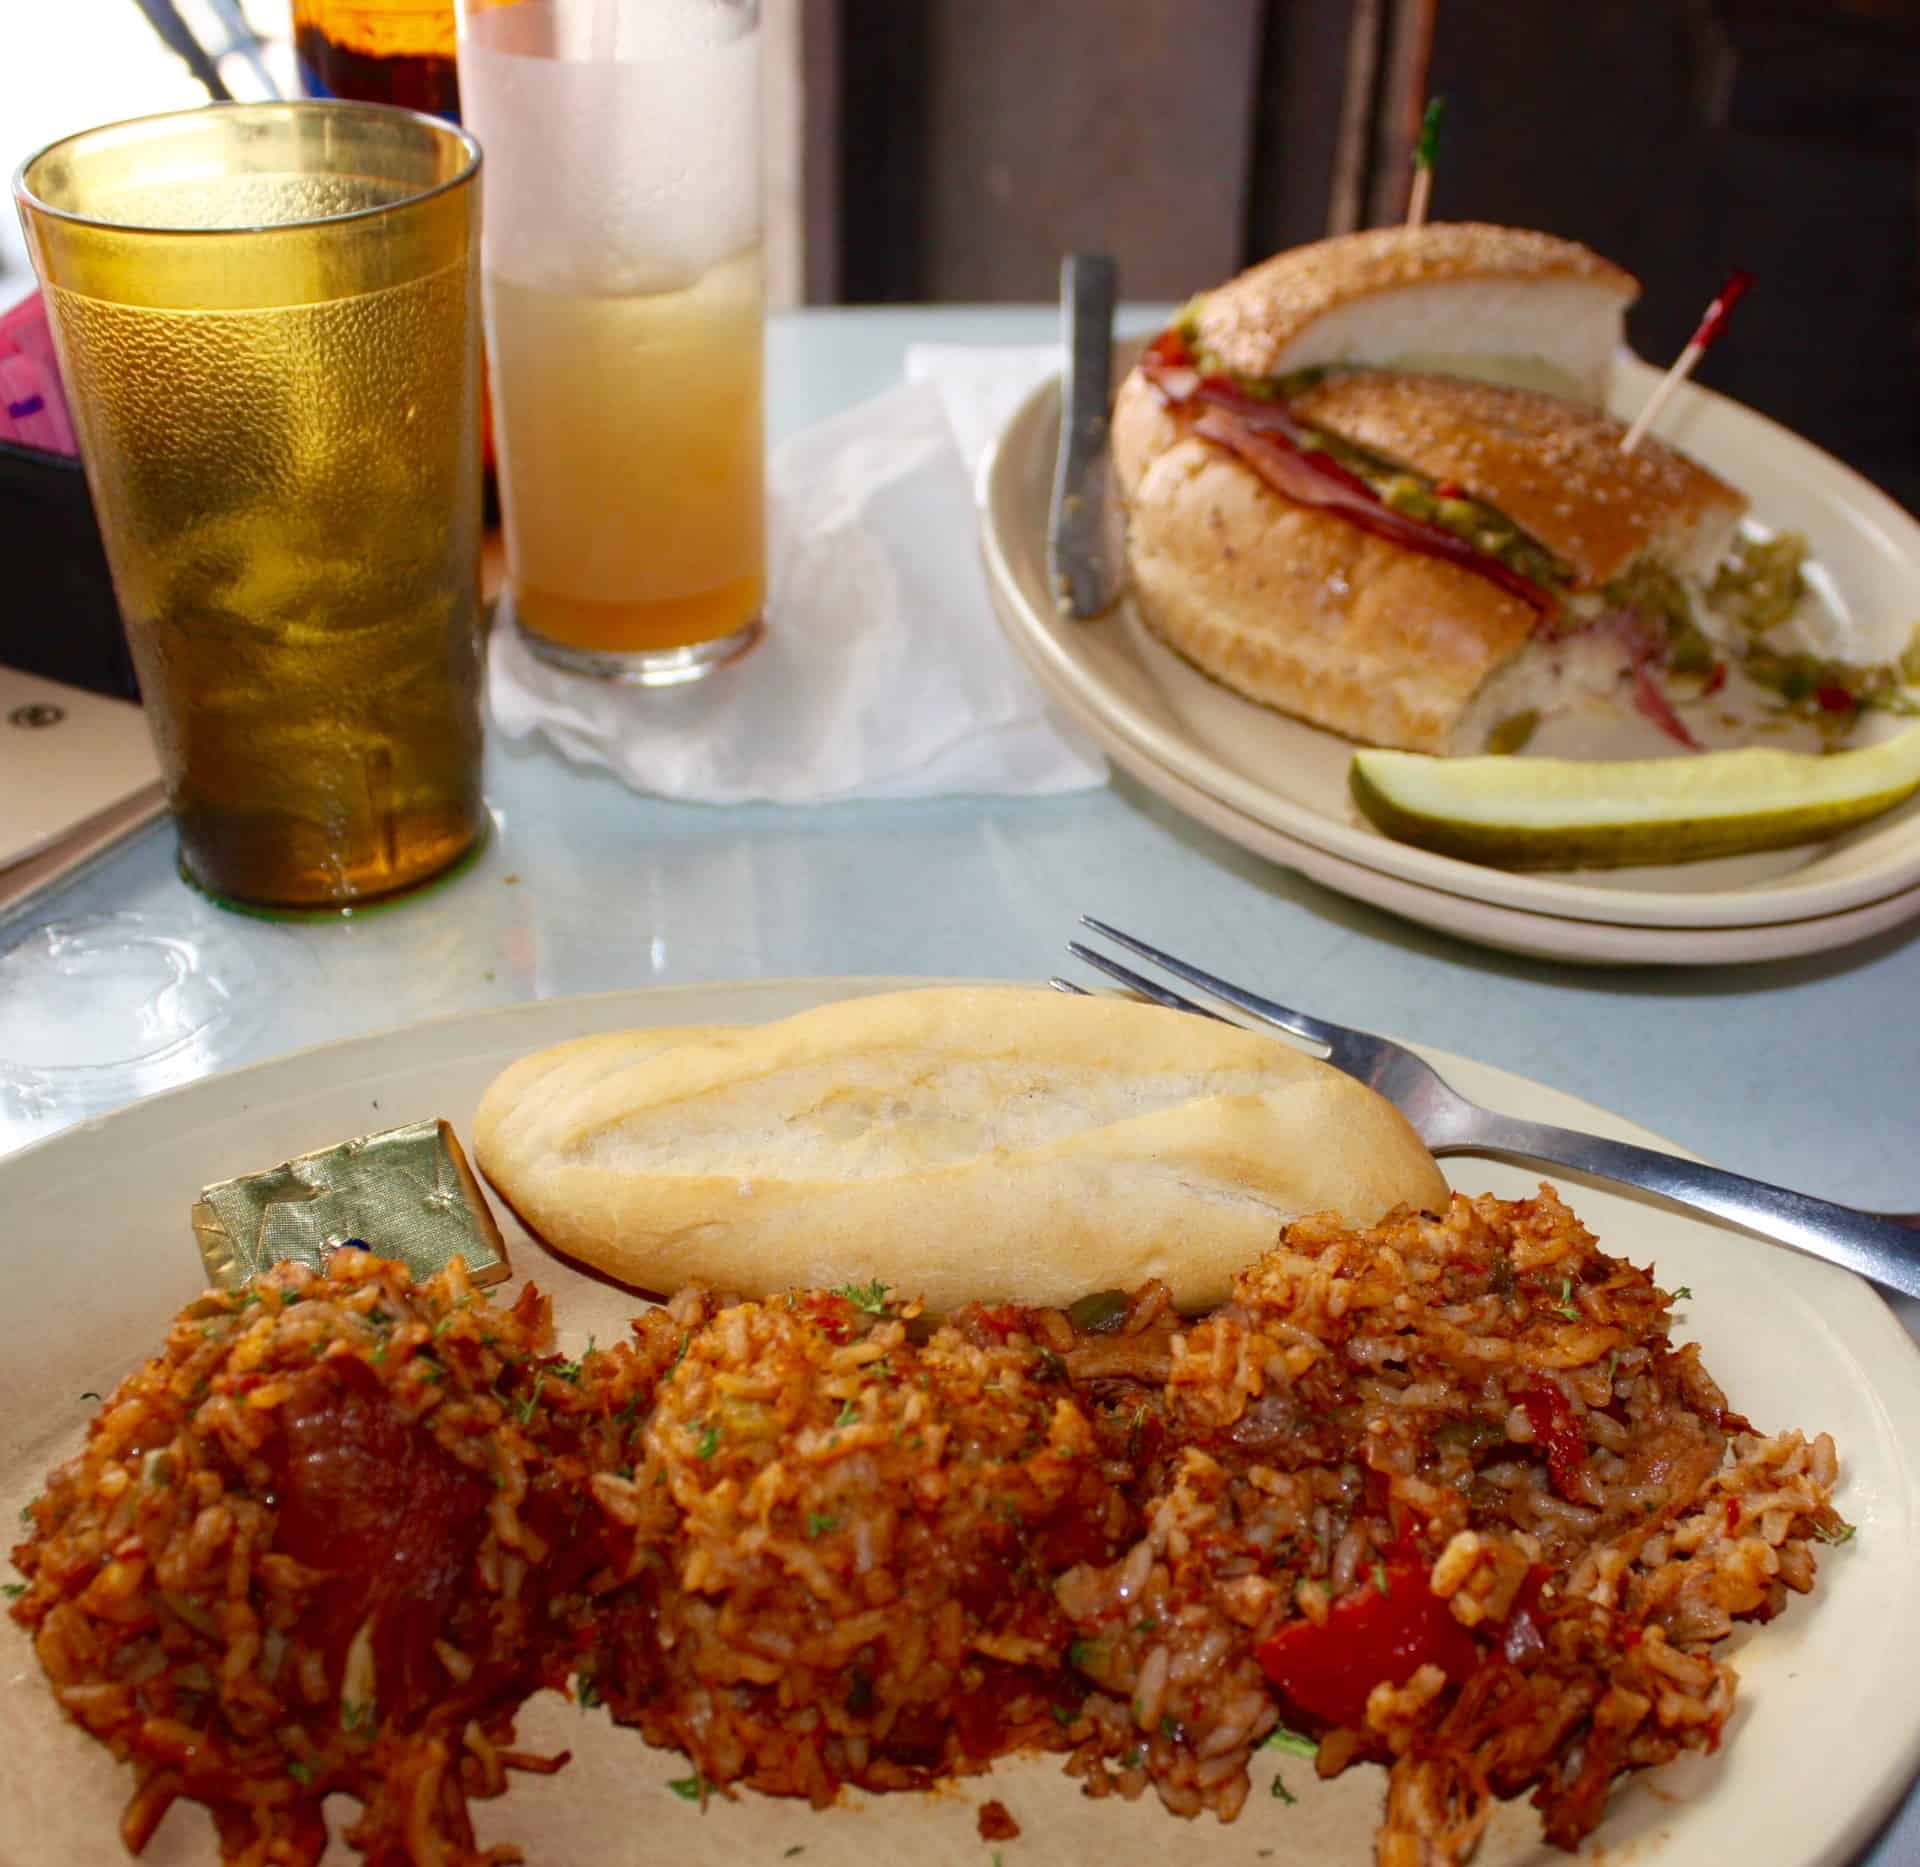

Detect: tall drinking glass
[13,103,488,911]
[457,0,766,685]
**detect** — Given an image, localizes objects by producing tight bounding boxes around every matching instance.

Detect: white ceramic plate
[5,983,1918,1867]
[978,356,1920,932]
[1032,667,1920,966]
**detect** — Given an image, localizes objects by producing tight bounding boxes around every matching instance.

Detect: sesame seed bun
[1288,372,1743,589]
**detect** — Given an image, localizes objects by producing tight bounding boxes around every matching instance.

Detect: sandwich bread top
[1193,223,1640,404]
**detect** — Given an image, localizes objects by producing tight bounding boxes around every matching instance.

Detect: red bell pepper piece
[1519,1378,1589,1500]
[1255,1560,1481,1732]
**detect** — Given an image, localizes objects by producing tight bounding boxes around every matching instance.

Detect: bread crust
[1194,223,1639,380]
[471,987,1448,1314]
[1112,371,1537,752]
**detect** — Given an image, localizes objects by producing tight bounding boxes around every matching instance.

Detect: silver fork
[1059,917,1920,1302]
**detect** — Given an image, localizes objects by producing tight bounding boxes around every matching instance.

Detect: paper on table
[486,357,1107,803]
[0,669,164,916]
[905,340,1065,478]
[0,669,160,871]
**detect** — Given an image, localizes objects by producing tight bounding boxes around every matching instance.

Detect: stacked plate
[976,357,1920,966]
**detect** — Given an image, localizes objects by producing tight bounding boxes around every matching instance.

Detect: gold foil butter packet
[193,1119,509,1291]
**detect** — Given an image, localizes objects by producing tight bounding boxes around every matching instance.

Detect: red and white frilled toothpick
[1619,268,1755,454]
[1405,98,1444,229]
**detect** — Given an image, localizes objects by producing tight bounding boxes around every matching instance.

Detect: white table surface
[2,303,1917,1862]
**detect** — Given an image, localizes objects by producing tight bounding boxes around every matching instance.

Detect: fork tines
[1066,918,1333,1049]
[1056,941,1230,1022]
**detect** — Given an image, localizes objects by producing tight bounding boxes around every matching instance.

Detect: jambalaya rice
[10,1187,1850,1864]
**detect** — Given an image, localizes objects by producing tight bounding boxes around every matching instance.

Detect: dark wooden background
[807,0,1920,514]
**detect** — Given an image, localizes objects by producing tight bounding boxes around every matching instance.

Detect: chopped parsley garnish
[576,1670,603,1709]
[287,1759,314,1785]
[666,1773,706,1801]
[1050,1703,1077,1726]
[2,1582,25,1601]
[1067,1637,1104,1672]
[833,1399,860,1428]
[551,1337,595,1381]
[805,1512,840,1540]
[1554,1277,1581,1321]
[340,1699,376,1736]
[1132,1617,1159,1634]
[1265,1725,1317,1757]
[1814,1518,1858,1545]
[1271,1773,1298,1805]
[431,1294,476,1339]
[1371,1559,1390,1597]
[693,1422,723,1460]
[516,1367,546,1425]
[1160,1713,1180,1738]
[1670,1285,1694,1302]
[833,1279,890,1315]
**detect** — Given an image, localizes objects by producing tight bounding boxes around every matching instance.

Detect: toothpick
[1619,268,1754,454]
[1406,98,1445,229]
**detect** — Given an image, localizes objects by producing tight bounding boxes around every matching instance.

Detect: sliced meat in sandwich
[1112,279,1746,756]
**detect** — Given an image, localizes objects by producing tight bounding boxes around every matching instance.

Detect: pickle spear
[1350,728,1920,870]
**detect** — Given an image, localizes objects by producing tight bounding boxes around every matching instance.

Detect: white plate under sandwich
[977,355,1920,938]
[3,982,1918,1866]
[1055,691,1920,967]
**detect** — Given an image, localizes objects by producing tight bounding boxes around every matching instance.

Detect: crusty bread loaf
[1192,223,1639,405]
[471,987,1448,1313]
[1110,367,1745,754]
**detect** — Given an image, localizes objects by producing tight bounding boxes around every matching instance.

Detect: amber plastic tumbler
[15,103,488,911]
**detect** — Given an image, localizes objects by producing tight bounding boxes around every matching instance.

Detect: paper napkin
[486,349,1107,803]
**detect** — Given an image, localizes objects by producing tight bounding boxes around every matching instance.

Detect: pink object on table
[0,292,77,455]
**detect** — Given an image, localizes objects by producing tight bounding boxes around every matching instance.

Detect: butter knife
[1047,253,1124,618]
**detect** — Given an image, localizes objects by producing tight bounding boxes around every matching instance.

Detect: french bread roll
[471,986,1448,1313]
